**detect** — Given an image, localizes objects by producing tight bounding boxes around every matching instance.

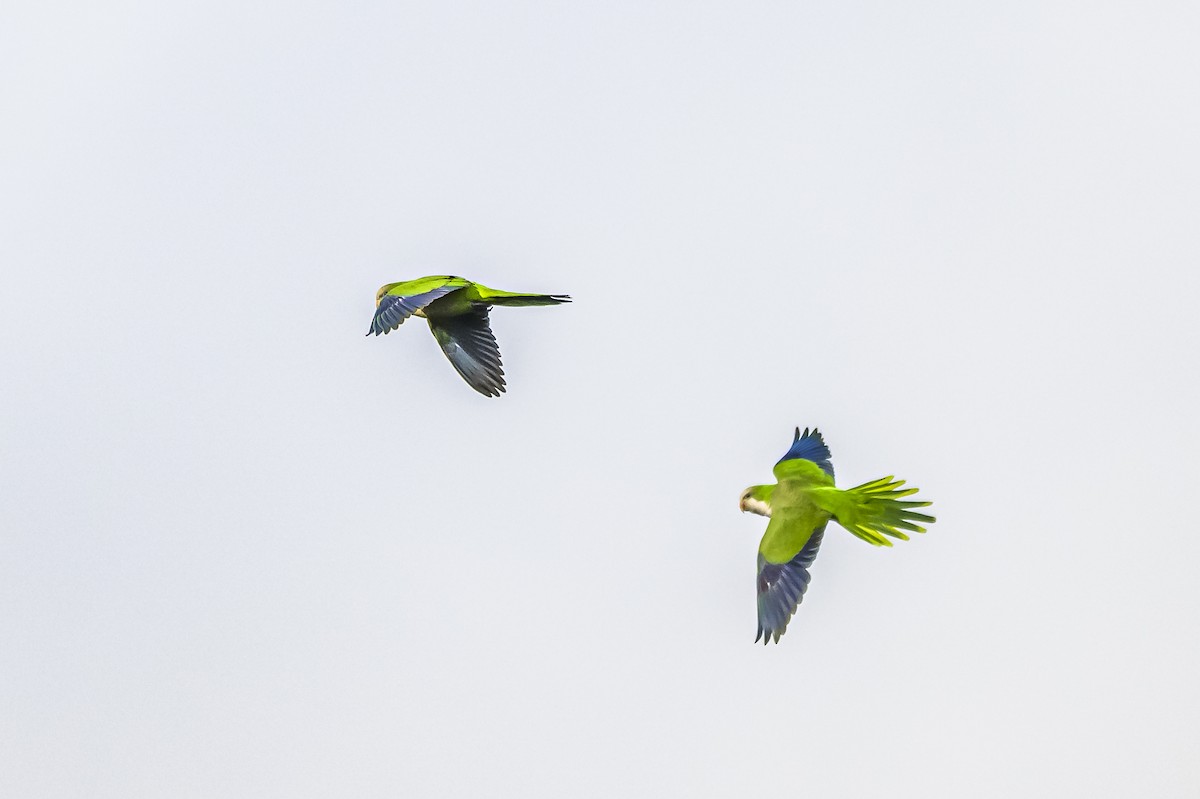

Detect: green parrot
[740,427,936,644]
[368,275,570,397]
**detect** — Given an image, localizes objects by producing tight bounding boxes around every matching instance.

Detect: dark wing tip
[475,379,508,398]
[755,526,826,645]
[429,309,507,398]
[777,427,835,478]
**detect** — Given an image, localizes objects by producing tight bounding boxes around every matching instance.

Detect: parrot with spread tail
[739,427,936,644]
[367,275,570,396]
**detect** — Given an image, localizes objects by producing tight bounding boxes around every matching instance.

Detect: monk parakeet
[740,427,935,644]
[368,275,570,397]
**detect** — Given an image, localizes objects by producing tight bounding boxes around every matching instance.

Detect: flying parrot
[367,275,570,397]
[739,427,936,644]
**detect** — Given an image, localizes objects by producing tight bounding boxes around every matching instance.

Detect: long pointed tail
[814,477,935,547]
[480,290,571,307]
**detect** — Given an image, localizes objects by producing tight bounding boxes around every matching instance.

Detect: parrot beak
[739,493,772,518]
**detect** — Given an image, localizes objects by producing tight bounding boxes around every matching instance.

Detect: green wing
[771,427,837,488]
[757,499,830,564]
[756,514,828,644]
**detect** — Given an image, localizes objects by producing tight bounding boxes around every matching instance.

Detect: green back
[379,275,470,300]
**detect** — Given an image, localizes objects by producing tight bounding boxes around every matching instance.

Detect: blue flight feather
[776,426,835,479]
[755,523,826,644]
[367,285,459,336]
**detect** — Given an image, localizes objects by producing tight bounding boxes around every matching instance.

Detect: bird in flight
[368,275,570,397]
[740,427,936,644]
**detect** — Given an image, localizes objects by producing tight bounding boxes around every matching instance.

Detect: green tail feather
[818,476,936,547]
[482,292,571,307]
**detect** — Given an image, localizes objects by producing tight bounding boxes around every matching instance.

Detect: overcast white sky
[3,1,1199,796]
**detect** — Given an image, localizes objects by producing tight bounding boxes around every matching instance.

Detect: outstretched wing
[427,307,506,397]
[368,280,461,336]
[756,522,826,644]
[775,426,834,480]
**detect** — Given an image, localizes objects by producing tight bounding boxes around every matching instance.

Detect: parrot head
[739,486,773,517]
[375,284,398,305]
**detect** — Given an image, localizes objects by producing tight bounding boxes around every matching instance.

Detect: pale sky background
[3,1,1199,797]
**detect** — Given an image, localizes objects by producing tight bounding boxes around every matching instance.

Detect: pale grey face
[739,489,772,518]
